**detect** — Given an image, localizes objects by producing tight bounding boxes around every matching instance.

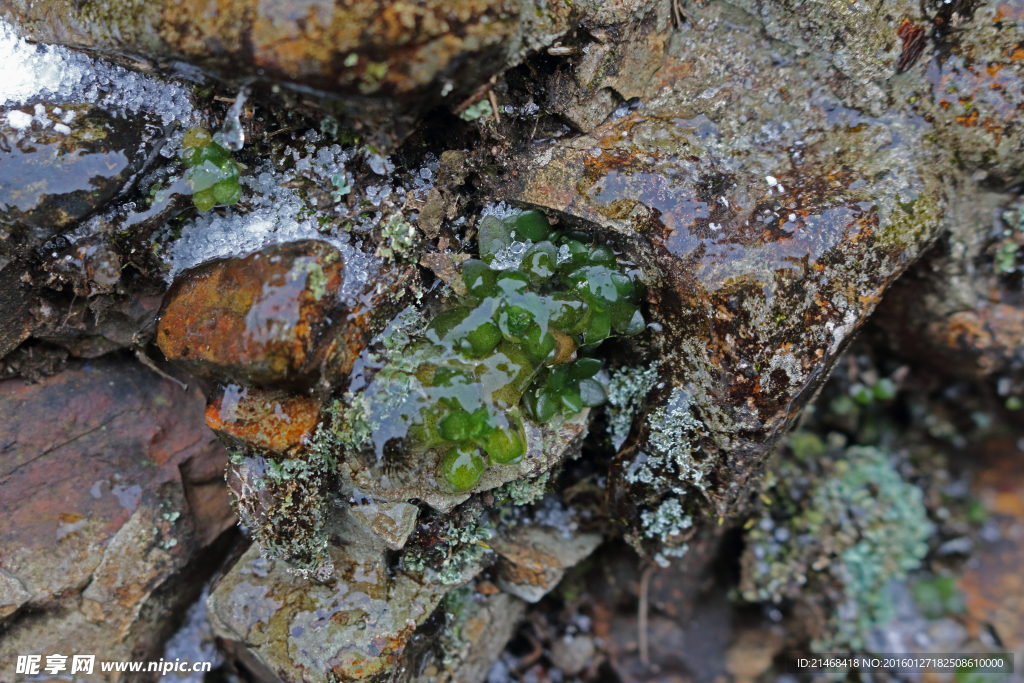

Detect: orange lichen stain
[957,108,980,126]
[994,2,1024,25]
[206,388,320,455]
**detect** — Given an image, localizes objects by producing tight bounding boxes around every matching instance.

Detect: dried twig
[135,349,189,391]
[672,0,686,28]
[639,564,655,667]
[454,76,498,115]
[488,89,501,124]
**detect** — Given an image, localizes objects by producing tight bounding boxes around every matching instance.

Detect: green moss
[333,209,646,493]
[180,126,243,212]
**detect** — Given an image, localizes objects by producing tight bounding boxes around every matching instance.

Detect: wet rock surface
[509,0,951,554]
[2,0,1024,680]
[0,103,150,258]
[0,0,575,148]
[158,240,346,387]
[0,356,234,672]
[207,541,448,683]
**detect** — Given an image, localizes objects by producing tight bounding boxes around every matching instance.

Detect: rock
[0,262,33,359]
[206,385,321,456]
[157,240,346,387]
[549,634,597,677]
[890,0,1024,183]
[726,0,922,95]
[958,438,1024,654]
[877,188,1024,391]
[412,591,527,683]
[725,627,785,683]
[349,500,419,551]
[0,357,234,669]
[490,526,603,603]
[207,542,449,683]
[338,409,590,515]
[38,236,122,297]
[509,0,949,550]
[546,4,669,134]
[0,0,575,149]
[0,103,149,260]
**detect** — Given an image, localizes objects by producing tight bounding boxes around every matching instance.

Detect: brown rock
[508,0,948,549]
[876,187,1024,387]
[959,439,1024,653]
[491,526,603,603]
[157,240,345,387]
[0,0,576,148]
[0,357,235,673]
[206,385,321,455]
[0,262,34,360]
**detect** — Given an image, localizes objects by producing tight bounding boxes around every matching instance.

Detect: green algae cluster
[343,210,645,493]
[180,127,242,212]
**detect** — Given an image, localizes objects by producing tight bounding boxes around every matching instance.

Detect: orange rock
[958,439,1024,651]
[206,385,321,455]
[157,240,345,386]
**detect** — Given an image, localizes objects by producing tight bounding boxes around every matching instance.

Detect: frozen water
[221,87,248,151]
[480,201,520,221]
[6,109,31,129]
[166,164,380,305]
[0,19,197,126]
[0,20,85,105]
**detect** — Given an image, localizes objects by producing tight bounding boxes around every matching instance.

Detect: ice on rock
[0,19,197,126]
[221,87,248,151]
[166,165,380,305]
[6,110,31,129]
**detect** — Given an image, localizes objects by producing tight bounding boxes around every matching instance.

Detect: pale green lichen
[606,364,660,449]
[641,497,692,567]
[493,472,551,506]
[640,498,692,543]
[625,387,709,493]
[459,99,494,122]
[377,212,416,260]
[230,449,336,580]
[740,445,933,651]
[403,519,494,586]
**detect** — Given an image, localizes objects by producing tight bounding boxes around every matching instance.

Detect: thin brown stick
[135,349,189,391]
[638,564,655,667]
[455,75,498,114]
[59,293,78,329]
[488,89,501,124]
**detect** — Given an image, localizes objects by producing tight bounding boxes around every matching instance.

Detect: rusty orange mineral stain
[157,240,344,385]
[897,19,927,73]
[206,386,321,455]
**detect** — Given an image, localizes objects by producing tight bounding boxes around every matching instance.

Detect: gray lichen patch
[740,444,933,650]
[606,364,660,449]
[625,387,709,494]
